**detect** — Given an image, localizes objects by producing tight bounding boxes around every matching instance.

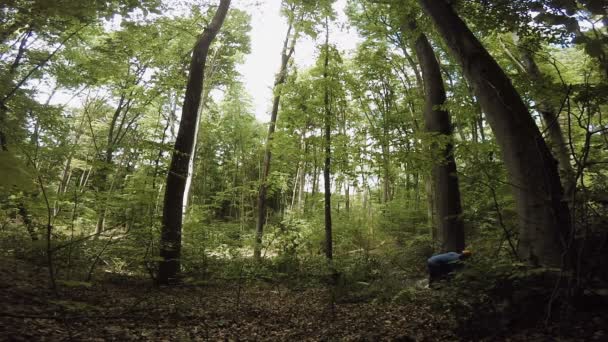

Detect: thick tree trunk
[518,46,576,202]
[322,18,333,260]
[409,22,465,252]
[418,0,570,266]
[254,20,297,260]
[158,0,230,284]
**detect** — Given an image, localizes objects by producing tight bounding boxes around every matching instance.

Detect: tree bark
[183,46,223,215]
[158,0,231,284]
[418,0,570,266]
[322,18,333,260]
[94,93,131,236]
[298,139,307,211]
[255,20,297,260]
[517,45,576,203]
[94,148,114,235]
[408,21,465,252]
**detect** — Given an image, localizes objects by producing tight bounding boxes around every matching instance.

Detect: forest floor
[1,257,606,341]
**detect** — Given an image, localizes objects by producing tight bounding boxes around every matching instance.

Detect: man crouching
[427,250,472,285]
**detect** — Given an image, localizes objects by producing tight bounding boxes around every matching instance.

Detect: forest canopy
[1,0,607,340]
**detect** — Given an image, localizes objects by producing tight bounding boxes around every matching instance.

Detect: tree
[406,19,465,252]
[158,0,231,285]
[0,0,161,150]
[513,38,576,203]
[351,40,401,204]
[417,0,570,266]
[255,0,335,260]
[322,16,333,260]
[254,2,299,260]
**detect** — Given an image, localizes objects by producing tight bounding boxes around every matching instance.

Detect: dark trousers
[428,263,453,284]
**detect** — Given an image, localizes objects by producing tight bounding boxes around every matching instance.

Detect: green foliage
[0,5,606,339]
[377,196,429,242]
[0,151,35,192]
[421,255,579,339]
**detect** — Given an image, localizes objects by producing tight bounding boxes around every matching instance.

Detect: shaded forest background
[1,0,607,340]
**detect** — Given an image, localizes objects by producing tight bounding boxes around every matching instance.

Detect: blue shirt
[427,252,461,266]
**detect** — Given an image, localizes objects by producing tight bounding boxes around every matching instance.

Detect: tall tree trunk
[298,140,307,211]
[381,141,391,203]
[345,182,350,213]
[0,111,7,151]
[517,44,576,203]
[158,0,230,284]
[17,202,37,241]
[290,131,305,211]
[94,90,136,236]
[418,0,570,266]
[290,163,300,211]
[322,18,333,261]
[94,148,114,235]
[183,46,223,215]
[0,28,33,150]
[311,149,319,198]
[153,99,175,190]
[254,20,297,260]
[409,21,465,252]
[425,177,436,243]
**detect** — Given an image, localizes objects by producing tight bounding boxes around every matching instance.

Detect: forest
[1,0,607,340]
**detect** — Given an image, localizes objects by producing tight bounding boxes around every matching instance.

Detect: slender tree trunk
[290,131,305,212]
[254,19,297,260]
[0,112,7,151]
[345,182,350,213]
[94,148,114,235]
[425,178,436,242]
[183,47,223,215]
[298,140,307,211]
[398,40,423,88]
[414,172,420,207]
[17,202,37,241]
[409,21,465,252]
[182,108,202,217]
[477,110,486,142]
[291,163,300,211]
[322,18,333,260]
[9,29,33,74]
[381,141,391,203]
[55,158,73,216]
[418,0,570,266]
[152,100,174,190]
[51,90,81,217]
[158,0,231,284]
[0,25,85,106]
[94,92,133,235]
[311,150,319,199]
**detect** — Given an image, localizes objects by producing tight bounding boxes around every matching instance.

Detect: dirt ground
[1,257,605,341]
